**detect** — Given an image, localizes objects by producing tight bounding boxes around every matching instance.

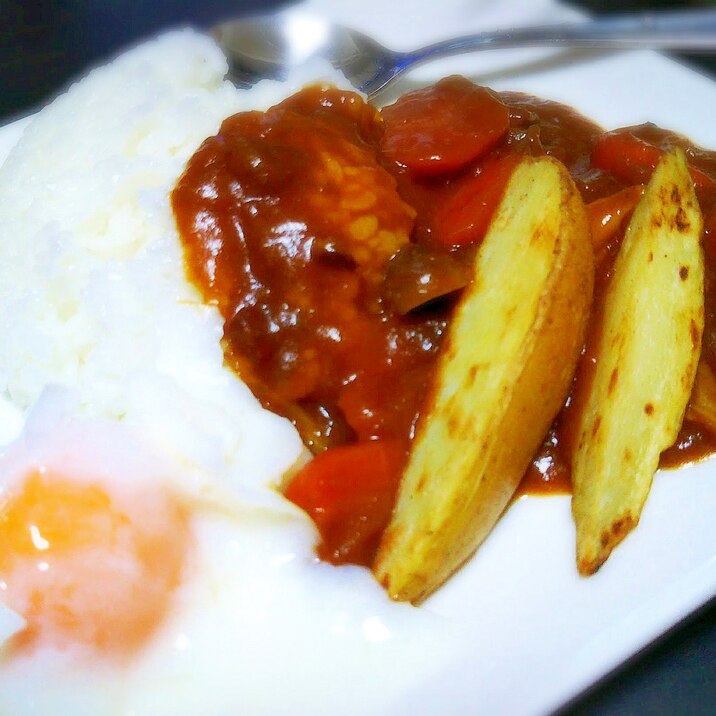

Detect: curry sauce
[172,77,716,564]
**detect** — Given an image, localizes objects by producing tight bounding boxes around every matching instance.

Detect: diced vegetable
[284,440,407,566]
[592,130,715,191]
[432,155,520,248]
[586,185,644,262]
[380,77,510,177]
[382,244,471,314]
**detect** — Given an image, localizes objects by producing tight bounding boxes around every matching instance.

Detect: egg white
[0,387,456,716]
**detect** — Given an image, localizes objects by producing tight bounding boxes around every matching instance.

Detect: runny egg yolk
[0,470,190,657]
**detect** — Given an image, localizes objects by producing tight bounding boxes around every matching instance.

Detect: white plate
[304,1,716,714]
[3,2,716,714]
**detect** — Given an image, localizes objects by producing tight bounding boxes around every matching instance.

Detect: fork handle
[401,8,716,71]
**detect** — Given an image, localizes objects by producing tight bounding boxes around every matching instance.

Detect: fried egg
[0,389,453,715]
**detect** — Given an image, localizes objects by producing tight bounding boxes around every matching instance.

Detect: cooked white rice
[0,30,317,490]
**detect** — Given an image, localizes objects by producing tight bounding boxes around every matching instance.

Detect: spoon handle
[401,9,716,71]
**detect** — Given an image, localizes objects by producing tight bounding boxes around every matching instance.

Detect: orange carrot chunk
[381,76,510,177]
[432,154,520,248]
[284,440,408,566]
[592,130,715,191]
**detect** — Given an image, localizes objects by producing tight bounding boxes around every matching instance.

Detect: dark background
[1,1,716,713]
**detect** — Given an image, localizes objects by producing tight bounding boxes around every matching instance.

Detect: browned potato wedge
[373,157,594,602]
[571,149,704,576]
[686,360,716,435]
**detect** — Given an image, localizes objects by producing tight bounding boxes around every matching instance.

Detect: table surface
[2,1,716,713]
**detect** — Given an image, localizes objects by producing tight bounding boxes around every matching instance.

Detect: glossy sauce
[172,78,716,562]
[172,87,445,455]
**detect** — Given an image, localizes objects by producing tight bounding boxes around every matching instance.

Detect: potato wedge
[374,157,594,602]
[571,149,704,576]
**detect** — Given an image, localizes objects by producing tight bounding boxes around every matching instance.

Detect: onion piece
[383,245,471,315]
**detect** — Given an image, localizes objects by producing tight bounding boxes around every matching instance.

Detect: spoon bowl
[213,14,402,94]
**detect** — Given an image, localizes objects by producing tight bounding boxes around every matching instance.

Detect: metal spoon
[212,9,716,100]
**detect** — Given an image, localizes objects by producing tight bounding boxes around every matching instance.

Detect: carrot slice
[380,76,510,177]
[592,131,715,191]
[432,154,520,247]
[586,185,644,260]
[284,440,407,566]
